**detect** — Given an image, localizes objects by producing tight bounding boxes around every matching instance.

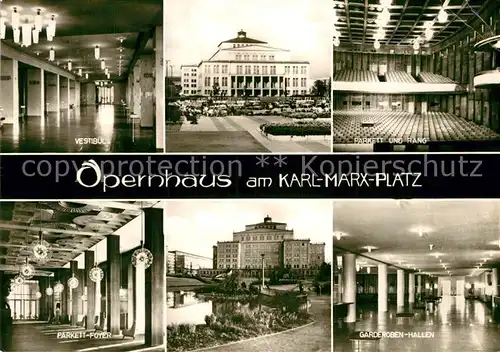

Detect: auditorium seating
[331,110,500,144]
[419,72,456,84]
[333,70,379,82]
[385,71,417,83]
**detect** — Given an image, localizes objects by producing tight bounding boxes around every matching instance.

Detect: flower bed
[261,121,331,136]
[167,309,312,352]
[281,111,330,119]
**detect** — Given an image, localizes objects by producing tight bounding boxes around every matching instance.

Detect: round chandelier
[89,265,104,283]
[20,258,35,279]
[54,281,64,293]
[35,292,42,299]
[30,238,52,264]
[67,274,79,289]
[14,275,25,285]
[45,287,53,296]
[132,241,153,269]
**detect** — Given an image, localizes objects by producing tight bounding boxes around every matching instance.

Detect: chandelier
[46,287,53,296]
[132,206,153,269]
[35,291,42,299]
[20,258,35,279]
[89,250,104,283]
[54,281,64,293]
[0,7,58,47]
[9,280,17,292]
[67,273,79,289]
[13,275,25,285]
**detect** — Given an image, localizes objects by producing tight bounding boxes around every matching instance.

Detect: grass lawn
[166,131,270,152]
[167,276,208,288]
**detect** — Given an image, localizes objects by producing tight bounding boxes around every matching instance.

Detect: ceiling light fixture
[68,273,79,289]
[438,8,448,24]
[13,28,20,44]
[106,73,110,79]
[49,47,55,61]
[21,18,32,47]
[54,281,64,293]
[78,68,82,76]
[0,14,5,40]
[101,59,105,70]
[429,244,434,251]
[367,266,371,274]
[47,14,57,37]
[34,8,43,31]
[11,7,20,28]
[95,45,100,59]
[333,231,346,240]
[413,39,420,50]
[67,60,72,71]
[374,39,381,50]
[132,206,154,270]
[333,36,340,47]
[356,264,360,272]
[19,258,35,279]
[32,26,39,44]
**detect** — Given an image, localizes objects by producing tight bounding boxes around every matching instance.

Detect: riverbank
[167,308,313,352]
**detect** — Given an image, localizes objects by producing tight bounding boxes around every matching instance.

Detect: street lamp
[261,254,265,289]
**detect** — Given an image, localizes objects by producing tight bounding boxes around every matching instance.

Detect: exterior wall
[167,251,212,274]
[181,33,311,97]
[180,65,198,95]
[215,241,241,269]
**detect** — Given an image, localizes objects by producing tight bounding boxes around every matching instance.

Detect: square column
[127,262,136,328]
[38,277,48,320]
[342,253,356,323]
[85,251,96,329]
[135,259,146,334]
[95,274,101,320]
[27,68,44,117]
[417,275,422,296]
[397,269,405,309]
[75,81,81,107]
[144,208,165,346]
[70,261,83,325]
[69,80,76,107]
[59,76,70,110]
[106,235,121,335]
[492,268,498,298]
[132,62,141,114]
[45,73,60,114]
[378,264,387,312]
[155,25,164,150]
[408,273,415,303]
[139,54,155,128]
[0,58,19,124]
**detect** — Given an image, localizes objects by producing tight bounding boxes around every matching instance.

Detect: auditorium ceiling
[333,200,500,277]
[0,201,157,276]
[332,0,494,48]
[0,0,162,80]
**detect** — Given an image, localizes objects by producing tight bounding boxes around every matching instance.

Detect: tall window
[270,66,276,75]
[262,66,268,75]
[293,78,298,87]
[236,65,243,74]
[301,78,307,87]
[293,66,298,74]
[261,55,267,60]
[254,65,260,74]
[222,65,228,74]
[222,77,228,86]
[252,54,258,60]
[285,66,290,74]
[244,54,249,61]
[214,65,219,74]
[269,55,275,60]
[301,66,307,74]
[245,65,251,74]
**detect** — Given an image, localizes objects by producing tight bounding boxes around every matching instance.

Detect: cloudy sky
[166,200,333,263]
[165,0,332,79]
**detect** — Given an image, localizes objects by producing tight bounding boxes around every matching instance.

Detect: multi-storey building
[213,215,324,270]
[181,30,311,97]
[180,65,199,95]
[167,250,212,274]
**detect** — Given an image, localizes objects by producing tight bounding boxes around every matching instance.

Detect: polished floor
[333,296,500,352]
[0,105,158,153]
[10,321,163,352]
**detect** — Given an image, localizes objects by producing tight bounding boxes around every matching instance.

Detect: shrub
[166,104,181,123]
[261,121,331,136]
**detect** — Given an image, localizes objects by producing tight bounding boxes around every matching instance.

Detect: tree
[311,79,328,97]
[315,262,331,282]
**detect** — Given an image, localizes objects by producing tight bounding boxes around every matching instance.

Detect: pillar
[132,62,141,115]
[408,273,415,303]
[59,76,69,110]
[378,264,387,312]
[85,251,96,329]
[139,54,155,128]
[417,275,422,297]
[59,269,70,321]
[70,261,83,325]
[492,268,498,298]
[75,81,81,107]
[342,253,356,323]
[0,58,19,124]
[135,258,145,334]
[38,277,48,320]
[69,80,76,107]
[27,68,44,117]
[421,101,428,114]
[144,208,165,346]
[95,274,101,321]
[106,235,121,335]
[127,262,136,328]
[155,25,164,150]
[397,269,405,308]
[45,73,59,114]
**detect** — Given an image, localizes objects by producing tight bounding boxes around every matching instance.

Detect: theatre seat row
[418,72,456,84]
[331,110,500,143]
[333,70,379,82]
[385,71,416,83]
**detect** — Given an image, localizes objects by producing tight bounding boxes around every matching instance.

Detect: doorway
[442,279,452,296]
[97,85,114,104]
